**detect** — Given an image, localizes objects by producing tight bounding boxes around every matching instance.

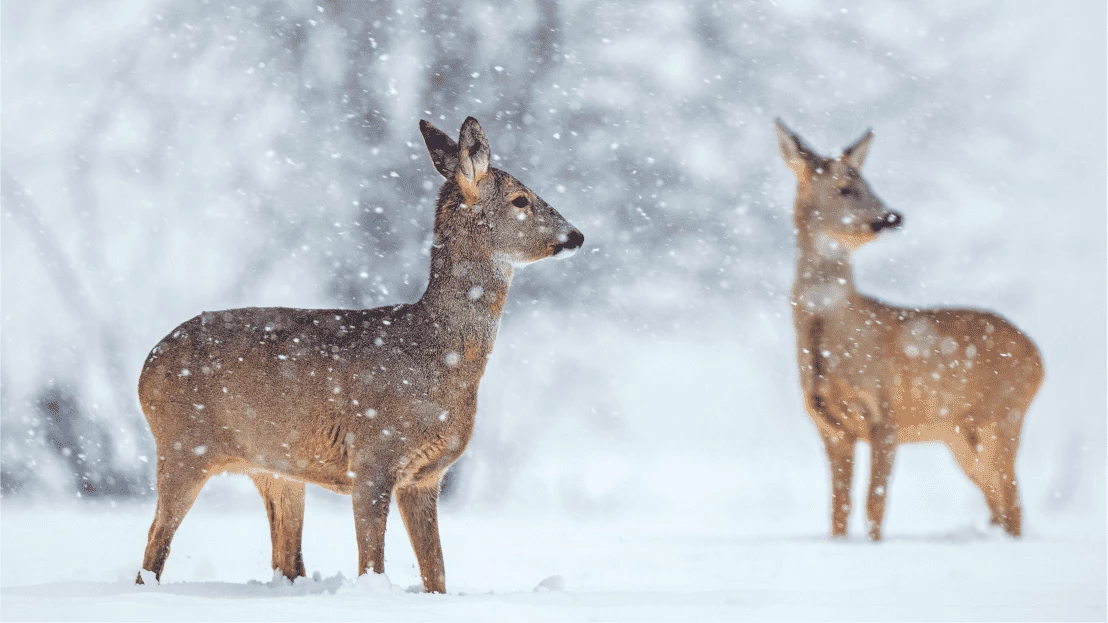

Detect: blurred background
[1,0,1104,540]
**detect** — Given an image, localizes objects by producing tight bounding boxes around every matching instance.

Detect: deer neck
[419,236,513,344]
[793,218,858,316]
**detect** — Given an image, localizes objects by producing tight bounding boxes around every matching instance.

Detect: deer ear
[456,117,490,197]
[775,119,820,178]
[419,120,459,178]
[842,129,874,170]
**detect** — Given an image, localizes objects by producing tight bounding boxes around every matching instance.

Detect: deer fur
[776,120,1043,540]
[135,117,584,592]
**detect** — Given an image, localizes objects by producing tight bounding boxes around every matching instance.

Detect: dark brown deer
[136,117,583,592]
[776,120,1043,540]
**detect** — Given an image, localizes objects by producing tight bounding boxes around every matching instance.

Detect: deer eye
[838,187,854,197]
[511,195,530,208]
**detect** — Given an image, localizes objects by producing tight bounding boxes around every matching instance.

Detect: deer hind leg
[821,432,856,538]
[251,473,307,580]
[396,481,446,593]
[948,412,1025,537]
[137,459,212,583]
[947,422,1006,530]
[995,411,1026,537]
[996,438,1022,537]
[865,422,897,541]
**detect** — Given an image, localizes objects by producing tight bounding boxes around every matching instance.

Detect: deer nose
[553,229,584,258]
[870,211,902,232]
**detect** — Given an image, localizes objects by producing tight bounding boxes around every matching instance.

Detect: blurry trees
[0,1,1086,501]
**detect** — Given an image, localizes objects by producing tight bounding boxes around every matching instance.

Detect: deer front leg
[353,476,394,577]
[396,481,446,593]
[821,432,856,538]
[866,421,897,541]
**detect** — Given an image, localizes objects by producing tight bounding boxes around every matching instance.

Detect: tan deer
[135,117,583,592]
[775,120,1043,540]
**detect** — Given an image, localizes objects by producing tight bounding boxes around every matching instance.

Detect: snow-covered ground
[2,315,1106,621]
[2,485,1103,621]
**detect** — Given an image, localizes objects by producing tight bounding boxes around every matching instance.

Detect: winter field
[1,488,1103,621]
[2,0,1106,621]
[2,326,1105,620]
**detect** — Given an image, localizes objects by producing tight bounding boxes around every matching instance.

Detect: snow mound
[534,575,565,592]
[245,570,345,596]
[346,572,403,594]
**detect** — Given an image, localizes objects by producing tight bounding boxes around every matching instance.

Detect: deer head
[775,119,901,252]
[419,117,584,266]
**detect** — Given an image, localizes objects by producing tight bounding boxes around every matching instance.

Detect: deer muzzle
[870,211,902,233]
[552,228,585,259]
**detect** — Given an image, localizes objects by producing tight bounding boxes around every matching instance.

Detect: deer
[775,120,1043,541]
[134,117,584,592]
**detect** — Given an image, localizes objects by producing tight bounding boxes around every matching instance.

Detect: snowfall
[3,0,1107,620]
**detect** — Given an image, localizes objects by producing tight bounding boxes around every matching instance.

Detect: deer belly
[396,436,466,487]
[888,370,964,430]
[219,407,357,485]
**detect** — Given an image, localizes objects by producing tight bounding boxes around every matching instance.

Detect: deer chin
[828,229,878,252]
[551,244,580,260]
[492,250,536,269]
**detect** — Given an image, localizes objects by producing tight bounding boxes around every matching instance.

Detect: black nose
[555,229,584,253]
[870,211,902,232]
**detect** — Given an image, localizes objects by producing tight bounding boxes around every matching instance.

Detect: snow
[1,1,1105,620]
[2,496,1103,621]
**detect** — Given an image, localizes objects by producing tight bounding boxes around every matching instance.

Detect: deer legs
[996,431,1022,537]
[397,482,446,593]
[947,419,1023,537]
[865,422,896,541]
[821,432,856,538]
[820,419,896,541]
[251,473,307,580]
[353,477,393,578]
[137,460,211,583]
[352,476,447,593]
